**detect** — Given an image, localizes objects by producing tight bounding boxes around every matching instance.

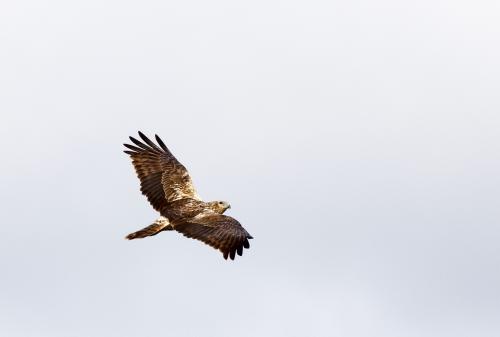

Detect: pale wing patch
[162,170,202,202]
[191,209,217,222]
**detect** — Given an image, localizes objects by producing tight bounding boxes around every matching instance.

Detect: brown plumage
[124,131,253,260]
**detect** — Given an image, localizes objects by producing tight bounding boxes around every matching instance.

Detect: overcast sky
[1,1,499,336]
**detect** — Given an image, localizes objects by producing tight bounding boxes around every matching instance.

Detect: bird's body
[161,199,225,222]
[123,131,252,260]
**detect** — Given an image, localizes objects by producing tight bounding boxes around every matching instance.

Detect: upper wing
[174,214,253,260]
[124,131,201,212]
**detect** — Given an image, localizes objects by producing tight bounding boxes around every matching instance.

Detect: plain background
[1,1,499,336]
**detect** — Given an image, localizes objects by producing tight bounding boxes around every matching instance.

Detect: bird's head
[209,201,231,214]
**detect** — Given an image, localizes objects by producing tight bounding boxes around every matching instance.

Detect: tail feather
[125,217,171,240]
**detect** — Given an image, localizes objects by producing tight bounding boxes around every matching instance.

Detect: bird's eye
[218,202,223,205]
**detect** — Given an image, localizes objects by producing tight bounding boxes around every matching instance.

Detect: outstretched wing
[174,214,253,260]
[124,131,201,212]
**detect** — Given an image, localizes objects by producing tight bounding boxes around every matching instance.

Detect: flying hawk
[123,131,253,260]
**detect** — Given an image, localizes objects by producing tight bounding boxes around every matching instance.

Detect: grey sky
[1,1,499,336]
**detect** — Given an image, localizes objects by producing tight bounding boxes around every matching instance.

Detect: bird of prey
[123,131,253,260]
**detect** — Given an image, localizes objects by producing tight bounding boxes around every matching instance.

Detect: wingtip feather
[155,134,169,152]
[138,131,162,151]
[123,143,143,152]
